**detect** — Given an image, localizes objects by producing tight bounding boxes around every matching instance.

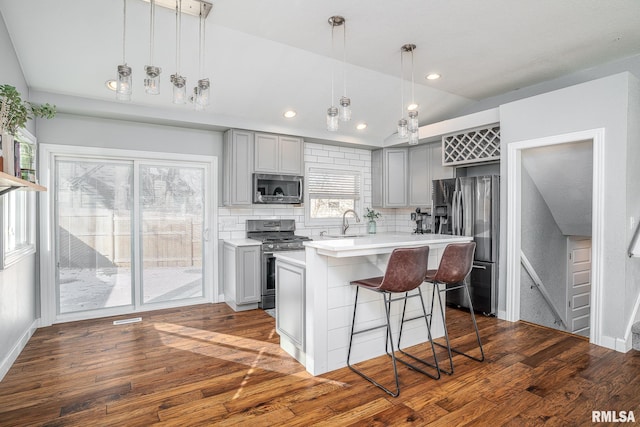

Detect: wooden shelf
[0,171,46,195]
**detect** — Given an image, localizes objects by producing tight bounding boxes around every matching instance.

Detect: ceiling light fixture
[193,2,210,110]
[170,0,187,104]
[327,15,350,131]
[396,44,409,138]
[284,110,297,118]
[116,0,132,101]
[404,44,420,145]
[426,73,441,80]
[144,0,161,95]
[105,80,117,91]
[356,123,367,130]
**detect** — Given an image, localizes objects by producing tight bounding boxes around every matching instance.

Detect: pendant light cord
[199,5,204,79]
[400,49,404,117]
[342,21,347,97]
[411,47,415,106]
[122,0,127,64]
[175,0,182,74]
[330,23,335,105]
[149,0,155,64]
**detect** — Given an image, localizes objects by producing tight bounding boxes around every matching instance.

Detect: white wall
[0,11,39,380]
[500,72,638,344]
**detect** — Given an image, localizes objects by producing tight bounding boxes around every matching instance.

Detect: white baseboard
[0,319,39,382]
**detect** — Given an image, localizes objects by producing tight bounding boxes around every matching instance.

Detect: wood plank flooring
[0,303,638,426]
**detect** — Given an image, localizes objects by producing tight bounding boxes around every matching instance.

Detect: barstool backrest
[432,242,476,285]
[379,246,430,293]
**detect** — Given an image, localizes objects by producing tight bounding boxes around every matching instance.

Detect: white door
[566,237,592,337]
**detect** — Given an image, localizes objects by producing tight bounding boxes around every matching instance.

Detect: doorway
[506,129,605,346]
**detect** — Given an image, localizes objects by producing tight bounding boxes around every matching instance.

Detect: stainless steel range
[247,219,311,309]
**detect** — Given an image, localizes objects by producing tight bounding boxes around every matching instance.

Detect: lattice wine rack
[442,124,501,166]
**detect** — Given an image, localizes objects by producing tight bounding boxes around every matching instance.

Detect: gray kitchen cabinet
[372,147,408,208]
[223,241,261,311]
[428,141,455,200]
[373,143,453,209]
[223,129,254,206]
[276,257,305,350]
[254,132,303,175]
[408,144,430,206]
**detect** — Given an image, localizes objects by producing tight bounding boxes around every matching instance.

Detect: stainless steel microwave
[253,174,303,204]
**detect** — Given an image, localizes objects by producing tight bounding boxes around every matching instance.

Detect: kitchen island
[276,233,472,376]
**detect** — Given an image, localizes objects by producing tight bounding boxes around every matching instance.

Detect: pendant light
[144,0,161,95]
[405,44,419,144]
[397,45,409,138]
[335,16,351,122]
[170,0,187,104]
[193,2,210,110]
[327,15,348,131]
[116,0,132,101]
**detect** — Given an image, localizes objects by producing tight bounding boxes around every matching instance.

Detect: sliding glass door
[139,164,204,304]
[55,156,209,319]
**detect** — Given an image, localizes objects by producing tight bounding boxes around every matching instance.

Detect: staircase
[633,322,640,351]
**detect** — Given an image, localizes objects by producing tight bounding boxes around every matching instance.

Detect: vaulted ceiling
[1,0,640,147]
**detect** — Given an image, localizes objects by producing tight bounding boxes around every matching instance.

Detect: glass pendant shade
[171,74,187,104]
[397,118,408,138]
[408,130,419,145]
[116,64,132,101]
[327,106,339,131]
[408,110,419,133]
[144,65,161,95]
[339,96,351,122]
[194,78,210,111]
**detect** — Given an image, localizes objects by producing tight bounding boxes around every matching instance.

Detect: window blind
[307,167,361,199]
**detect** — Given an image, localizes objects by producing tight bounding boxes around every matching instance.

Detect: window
[305,164,362,224]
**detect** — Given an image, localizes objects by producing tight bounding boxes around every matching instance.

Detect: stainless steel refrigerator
[432,175,499,315]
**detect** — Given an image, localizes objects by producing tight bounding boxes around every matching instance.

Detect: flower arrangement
[364,207,381,221]
[0,85,56,136]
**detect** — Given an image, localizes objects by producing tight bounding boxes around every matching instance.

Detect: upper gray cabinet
[372,147,408,208]
[254,133,304,175]
[223,129,254,206]
[373,143,454,209]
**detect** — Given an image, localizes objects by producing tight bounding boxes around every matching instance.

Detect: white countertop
[305,233,472,257]
[274,250,306,267]
[223,238,262,247]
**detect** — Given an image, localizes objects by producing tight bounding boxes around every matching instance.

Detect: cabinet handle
[472,264,486,270]
[203,228,210,242]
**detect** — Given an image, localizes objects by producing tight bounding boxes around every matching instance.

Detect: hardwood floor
[0,303,638,426]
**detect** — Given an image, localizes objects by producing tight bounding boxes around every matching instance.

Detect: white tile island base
[276,233,473,376]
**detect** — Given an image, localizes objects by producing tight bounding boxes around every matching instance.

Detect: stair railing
[520,251,568,330]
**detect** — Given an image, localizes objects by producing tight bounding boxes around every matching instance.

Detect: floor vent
[113,317,142,326]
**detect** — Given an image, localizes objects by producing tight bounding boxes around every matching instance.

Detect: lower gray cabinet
[223,241,261,311]
[276,259,305,350]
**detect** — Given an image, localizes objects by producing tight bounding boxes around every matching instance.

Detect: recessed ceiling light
[356,123,367,130]
[426,73,441,80]
[407,103,419,111]
[283,110,297,118]
[105,79,117,91]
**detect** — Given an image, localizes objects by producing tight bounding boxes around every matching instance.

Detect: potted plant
[0,84,56,137]
[364,207,381,234]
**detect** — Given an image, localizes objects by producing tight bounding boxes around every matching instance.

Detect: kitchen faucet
[342,209,361,234]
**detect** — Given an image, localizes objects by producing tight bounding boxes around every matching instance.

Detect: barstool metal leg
[461,283,485,362]
[347,287,401,397]
[431,283,454,375]
[396,289,440,380]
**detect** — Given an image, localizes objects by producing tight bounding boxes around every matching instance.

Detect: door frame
[38,144,219,326]
[505,128,605,346]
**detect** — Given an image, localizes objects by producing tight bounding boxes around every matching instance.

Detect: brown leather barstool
[425,241,484,375]
[347,246,440,397]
